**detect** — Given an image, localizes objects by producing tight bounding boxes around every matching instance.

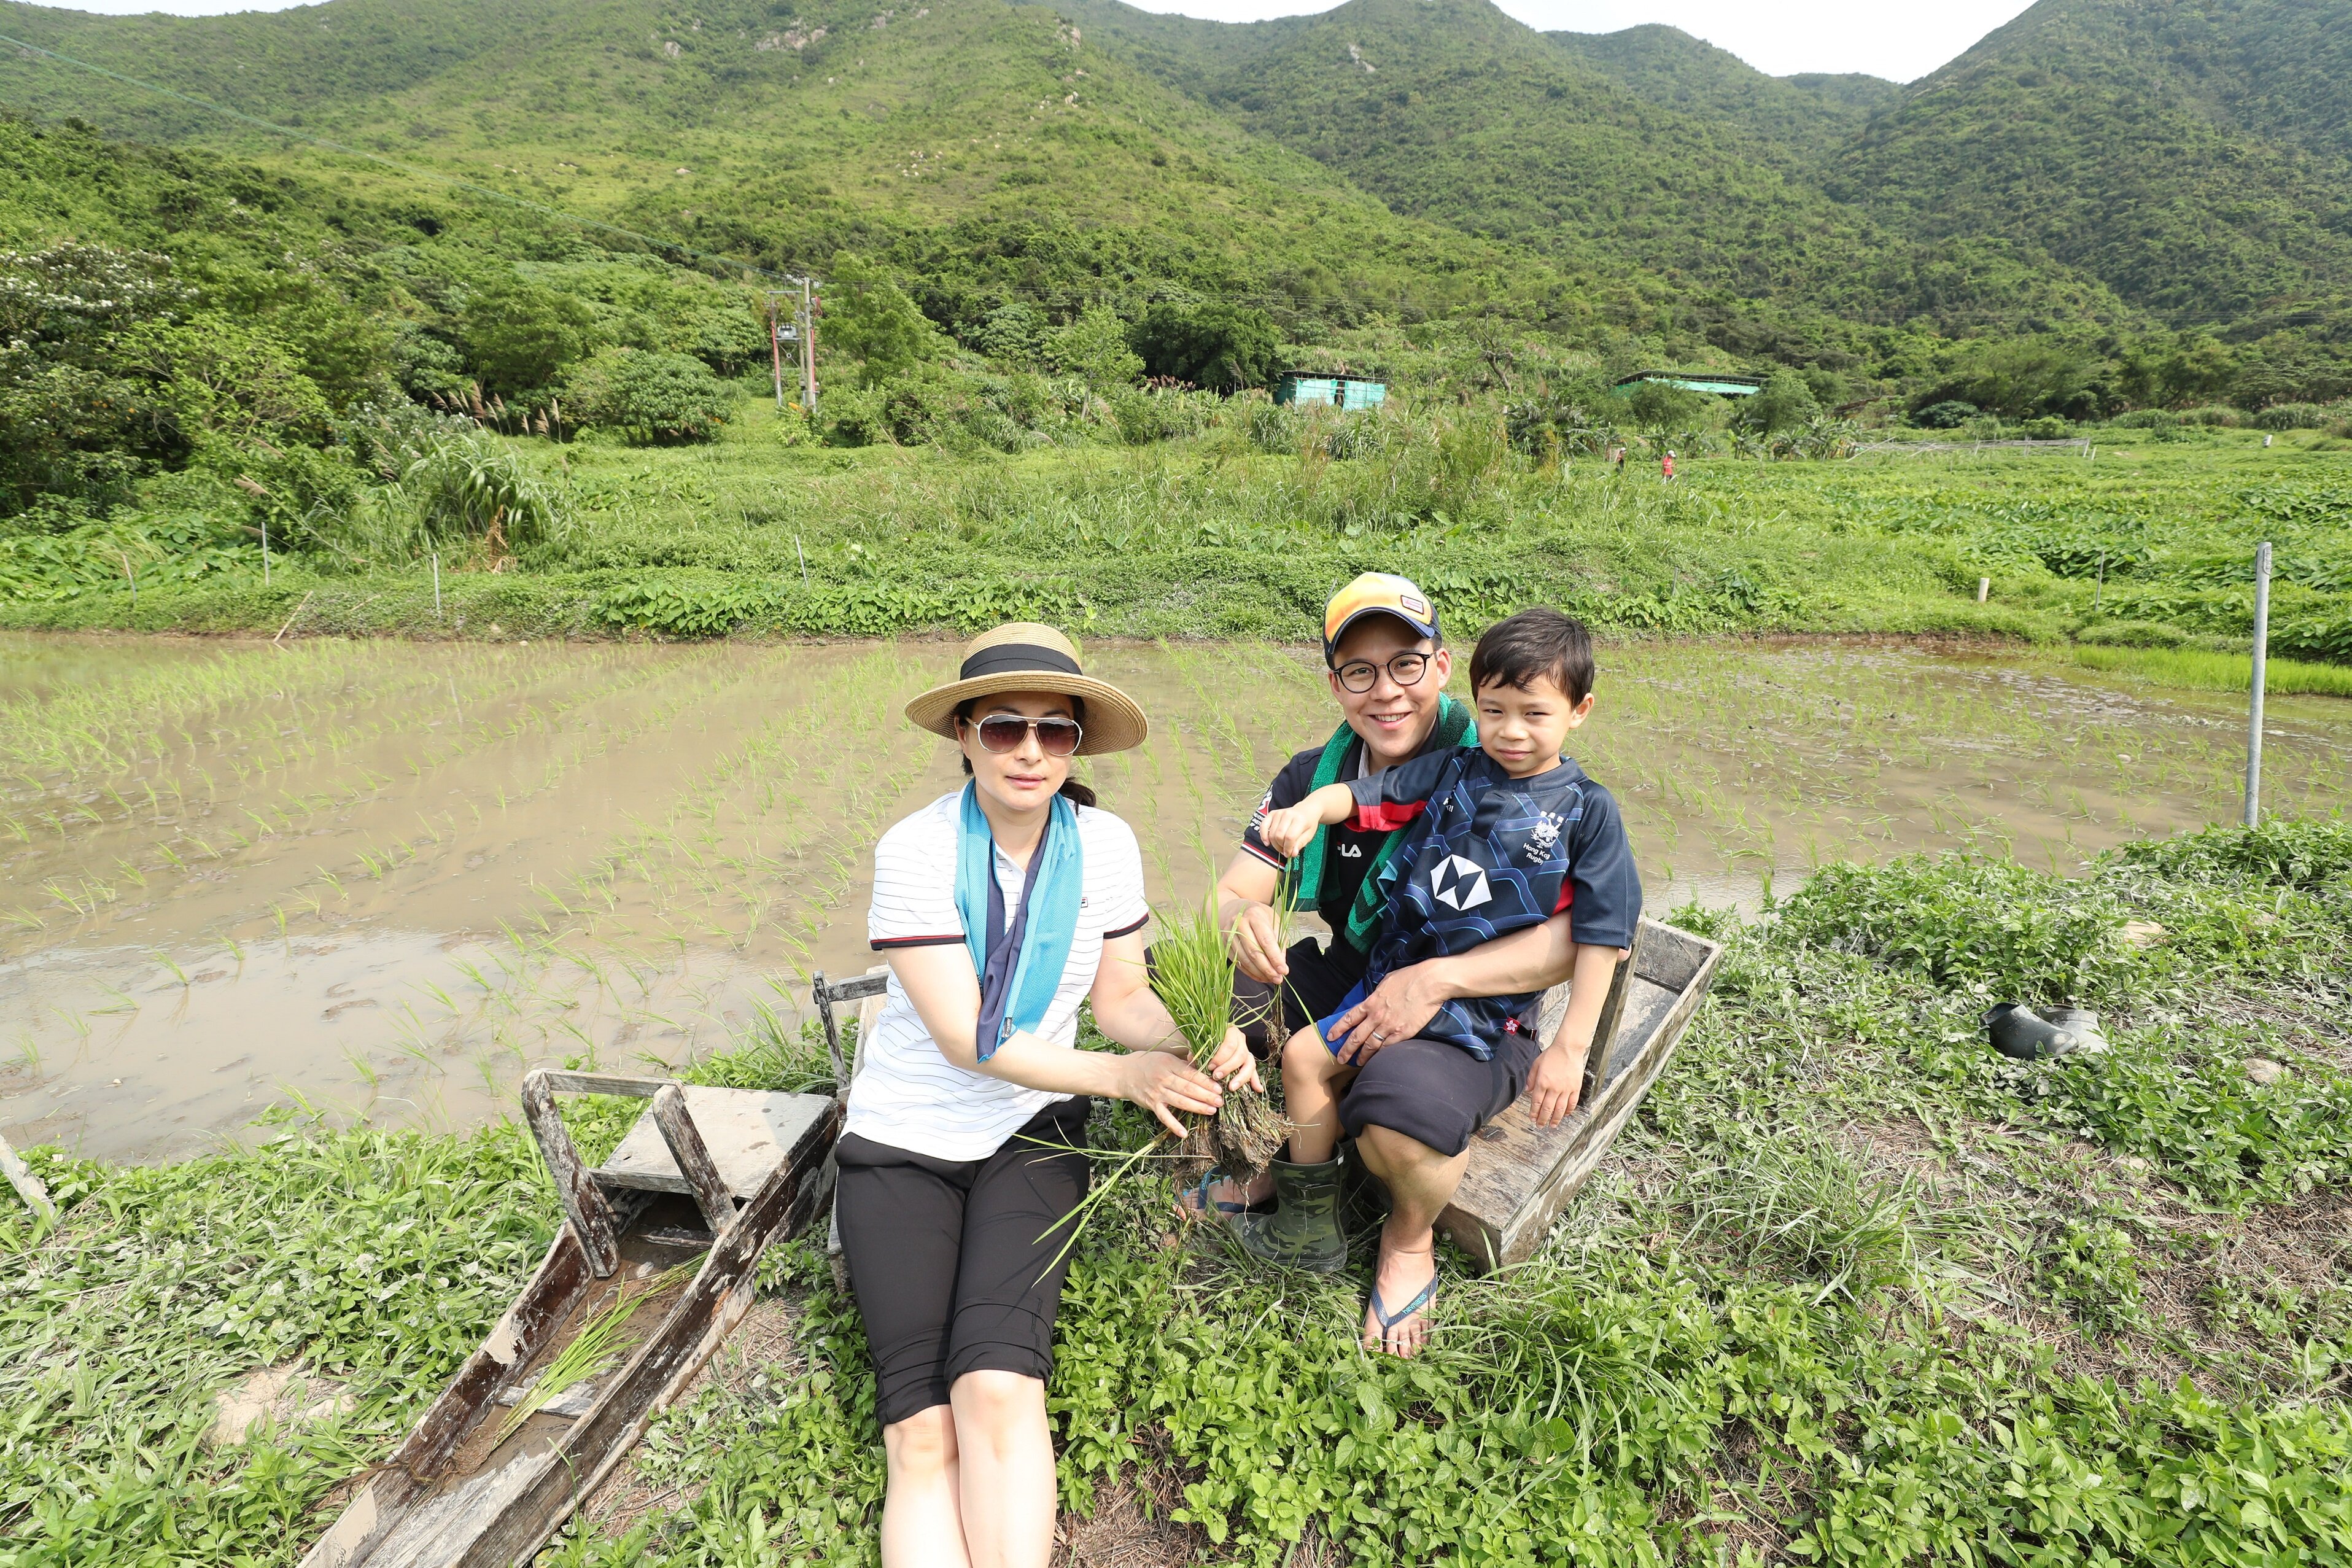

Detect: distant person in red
[1609,443,1627,473]
[1661,450,1677,483]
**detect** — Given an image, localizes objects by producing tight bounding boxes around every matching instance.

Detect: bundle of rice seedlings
[1150,897,1289,1184]
[492,1260,697,1448]
[1032,898,1292,1273]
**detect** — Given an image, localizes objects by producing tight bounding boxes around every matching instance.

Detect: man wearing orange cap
[1203,573,1580,1356]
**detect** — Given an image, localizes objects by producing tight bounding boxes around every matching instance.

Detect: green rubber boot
[1236,1154,1348,1275]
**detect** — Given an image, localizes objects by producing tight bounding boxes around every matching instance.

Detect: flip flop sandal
[1367,1273,1439,1350]
[1178,1170,1260,1220]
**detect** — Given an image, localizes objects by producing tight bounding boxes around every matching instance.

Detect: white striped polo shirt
[850,791,1150,1162]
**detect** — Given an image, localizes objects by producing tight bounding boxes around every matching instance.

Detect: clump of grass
[1671,1130,1928,1305]
[1149,897,1288,1184]
[2066,644,2352,699]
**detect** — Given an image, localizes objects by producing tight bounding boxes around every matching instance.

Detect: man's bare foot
[1176,1170,1272,1221]
[1362,1233,1438,1357]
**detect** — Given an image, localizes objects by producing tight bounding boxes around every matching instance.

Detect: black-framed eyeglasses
[1332,651,1432,694]
[965,714,1084,756]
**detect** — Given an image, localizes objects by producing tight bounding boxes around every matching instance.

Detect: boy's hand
[1526,1042,1586,1128]
[1257,802,1323,859]
[1204,1026,1262,1093]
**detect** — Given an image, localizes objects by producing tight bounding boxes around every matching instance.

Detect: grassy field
[6,818,2352,1565]
[4,405,2348,673]
[2061,645,2352,699]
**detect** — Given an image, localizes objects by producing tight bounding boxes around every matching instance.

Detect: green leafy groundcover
[7,820,2352,1566]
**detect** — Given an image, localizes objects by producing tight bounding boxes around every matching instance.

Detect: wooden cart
[299,1071,838,1568]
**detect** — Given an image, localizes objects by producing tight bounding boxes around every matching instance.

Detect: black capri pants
[834,1096,1092,1427]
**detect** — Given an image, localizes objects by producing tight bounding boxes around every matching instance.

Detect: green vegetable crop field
[6,409,2349,671]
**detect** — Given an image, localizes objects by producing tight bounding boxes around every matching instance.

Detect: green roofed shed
[1613,371,1764,398]
[1276,371,1387,410]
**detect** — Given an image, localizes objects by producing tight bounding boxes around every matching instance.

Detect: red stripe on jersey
[1348,799,1427,833]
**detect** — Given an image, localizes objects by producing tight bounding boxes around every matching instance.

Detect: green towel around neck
[1286,693,1476,953]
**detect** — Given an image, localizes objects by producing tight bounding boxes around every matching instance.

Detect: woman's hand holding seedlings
[1117,1050,1227,1138]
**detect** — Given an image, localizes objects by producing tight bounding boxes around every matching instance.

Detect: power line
[0,28,800,286]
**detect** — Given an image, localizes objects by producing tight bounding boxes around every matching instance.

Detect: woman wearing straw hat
[840,622,1259,1568]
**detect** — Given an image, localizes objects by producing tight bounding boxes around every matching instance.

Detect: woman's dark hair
[953,696,1097,808]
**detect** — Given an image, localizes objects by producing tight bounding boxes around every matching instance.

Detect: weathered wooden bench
[1437,917,1722,1270]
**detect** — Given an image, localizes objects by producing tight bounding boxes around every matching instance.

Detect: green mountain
[1060,0,2122,341]
[3,0,2351,396]
[1828,0,2352,335]
[0,0,1628,335]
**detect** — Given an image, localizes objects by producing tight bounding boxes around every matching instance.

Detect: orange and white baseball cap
[1323,572,1440,665]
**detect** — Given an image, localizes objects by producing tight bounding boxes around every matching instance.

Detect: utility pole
[2244,540,2273,828]
[799,276,820,416]
[767,293,786,410]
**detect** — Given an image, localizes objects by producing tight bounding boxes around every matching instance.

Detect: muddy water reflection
[3,634,2344,1161]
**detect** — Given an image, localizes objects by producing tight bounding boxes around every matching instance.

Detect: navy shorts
[1337,1030,1543,1159]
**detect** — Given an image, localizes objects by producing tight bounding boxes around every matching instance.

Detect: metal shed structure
[1276,371,1388,411]
[1613,371,1763,398]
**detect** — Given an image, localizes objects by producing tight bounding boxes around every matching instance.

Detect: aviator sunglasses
[966,713,1085,756]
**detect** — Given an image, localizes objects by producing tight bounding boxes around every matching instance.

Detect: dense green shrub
[1127,301,1281,393]
[458,275,600,398]
[823,253,947,384]
[1914,400,1978,429]
[1776,855,2131,1002]
[2109,818,2352,891]
[1738,371,1822,435]
[561,348,729,444]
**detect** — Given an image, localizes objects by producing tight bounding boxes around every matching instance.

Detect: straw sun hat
[904,623,1149,756]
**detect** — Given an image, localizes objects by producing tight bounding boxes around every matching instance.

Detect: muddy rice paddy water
[3,631,2346,1163]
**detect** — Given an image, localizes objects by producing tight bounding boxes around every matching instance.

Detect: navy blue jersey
[1342,749,1641,1060]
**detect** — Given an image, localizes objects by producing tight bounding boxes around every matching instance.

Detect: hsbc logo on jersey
[1429,854,1490,910]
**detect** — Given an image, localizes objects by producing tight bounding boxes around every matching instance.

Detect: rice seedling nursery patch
[9,816,2352,1566]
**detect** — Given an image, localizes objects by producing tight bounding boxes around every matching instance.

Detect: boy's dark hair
[1469,608,1595,706]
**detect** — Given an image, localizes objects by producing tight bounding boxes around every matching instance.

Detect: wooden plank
[520,1073,621,1279]
[0,1131,56,1223]
[597,1090,835,1201]
[299,1228,596,1568]
[1577,923,1645,1103]
[457,1096,840,1567]
[535,1071,668,1099]
[1437,919,1721,1272]
[651,1085,737,1235]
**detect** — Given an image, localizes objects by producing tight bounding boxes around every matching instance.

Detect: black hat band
[960,643,1084,681]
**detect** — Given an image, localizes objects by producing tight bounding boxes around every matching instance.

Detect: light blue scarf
[957,783,1085,1062]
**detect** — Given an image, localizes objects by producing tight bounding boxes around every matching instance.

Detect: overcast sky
[30,0,2040,82]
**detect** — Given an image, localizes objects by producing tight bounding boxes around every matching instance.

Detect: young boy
[1256,607,1642,1161]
